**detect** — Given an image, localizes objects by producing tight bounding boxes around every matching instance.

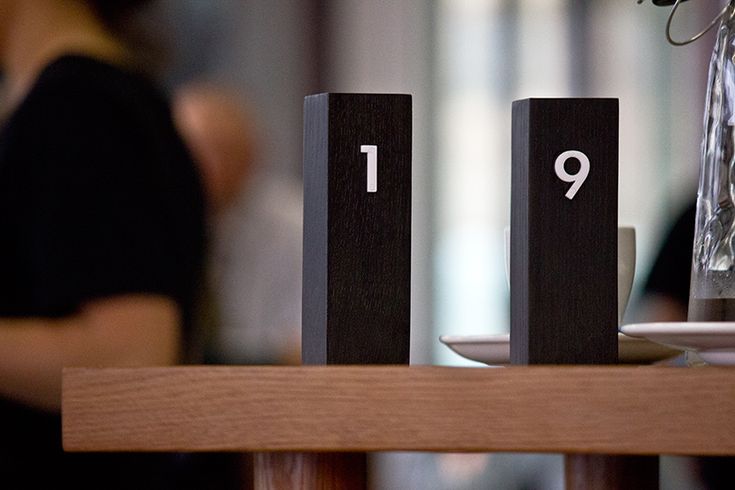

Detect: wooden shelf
[62,365,735,455]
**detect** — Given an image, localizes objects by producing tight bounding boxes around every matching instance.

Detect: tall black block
[510,98,619,365]
[302,93,412,365]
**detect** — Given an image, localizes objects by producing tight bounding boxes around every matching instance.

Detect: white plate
[439,332,681,366]
[620,322,735,365]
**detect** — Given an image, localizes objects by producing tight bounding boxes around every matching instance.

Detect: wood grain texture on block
[302,93,412,365]
[63,366,735,455]
[511,98,619,364]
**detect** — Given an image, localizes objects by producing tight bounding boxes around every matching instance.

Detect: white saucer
[620,322,735,365]
[439,332,680,366]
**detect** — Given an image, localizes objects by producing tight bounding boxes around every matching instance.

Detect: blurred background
[148,0,715,360]
[3,0,721,488]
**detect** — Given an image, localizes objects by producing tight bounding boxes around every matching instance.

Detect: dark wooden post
[255,93,412,489]
[302,93,412,365]
[510,98,619,364]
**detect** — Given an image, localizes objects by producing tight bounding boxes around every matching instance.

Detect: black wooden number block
[510,98,619,365]
[302,93,412,365]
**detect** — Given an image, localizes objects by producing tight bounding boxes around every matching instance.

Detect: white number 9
[554,150,590,200]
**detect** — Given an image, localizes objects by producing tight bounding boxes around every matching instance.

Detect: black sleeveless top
[0,55,205,489]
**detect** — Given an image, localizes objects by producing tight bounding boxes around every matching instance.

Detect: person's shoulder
[19,55,167,125]
[37,55,159,96]
[3,55,187,179]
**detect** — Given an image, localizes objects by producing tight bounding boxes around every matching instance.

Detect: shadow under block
[510,98,619,365]
[302,93,411,365]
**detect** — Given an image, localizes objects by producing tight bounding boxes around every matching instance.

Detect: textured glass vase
[689,1,735,321]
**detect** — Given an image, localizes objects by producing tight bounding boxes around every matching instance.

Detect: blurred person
[638,202,695,323]
[174,82,256,214]
[0,1,205,488]
[173,82,302,365]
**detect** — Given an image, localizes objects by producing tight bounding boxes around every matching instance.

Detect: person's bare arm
[0,294,181,411]
[636,293,688,323]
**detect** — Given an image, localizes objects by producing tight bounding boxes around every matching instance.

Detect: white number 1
[555,150,590,200]
[361,145,377,193]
